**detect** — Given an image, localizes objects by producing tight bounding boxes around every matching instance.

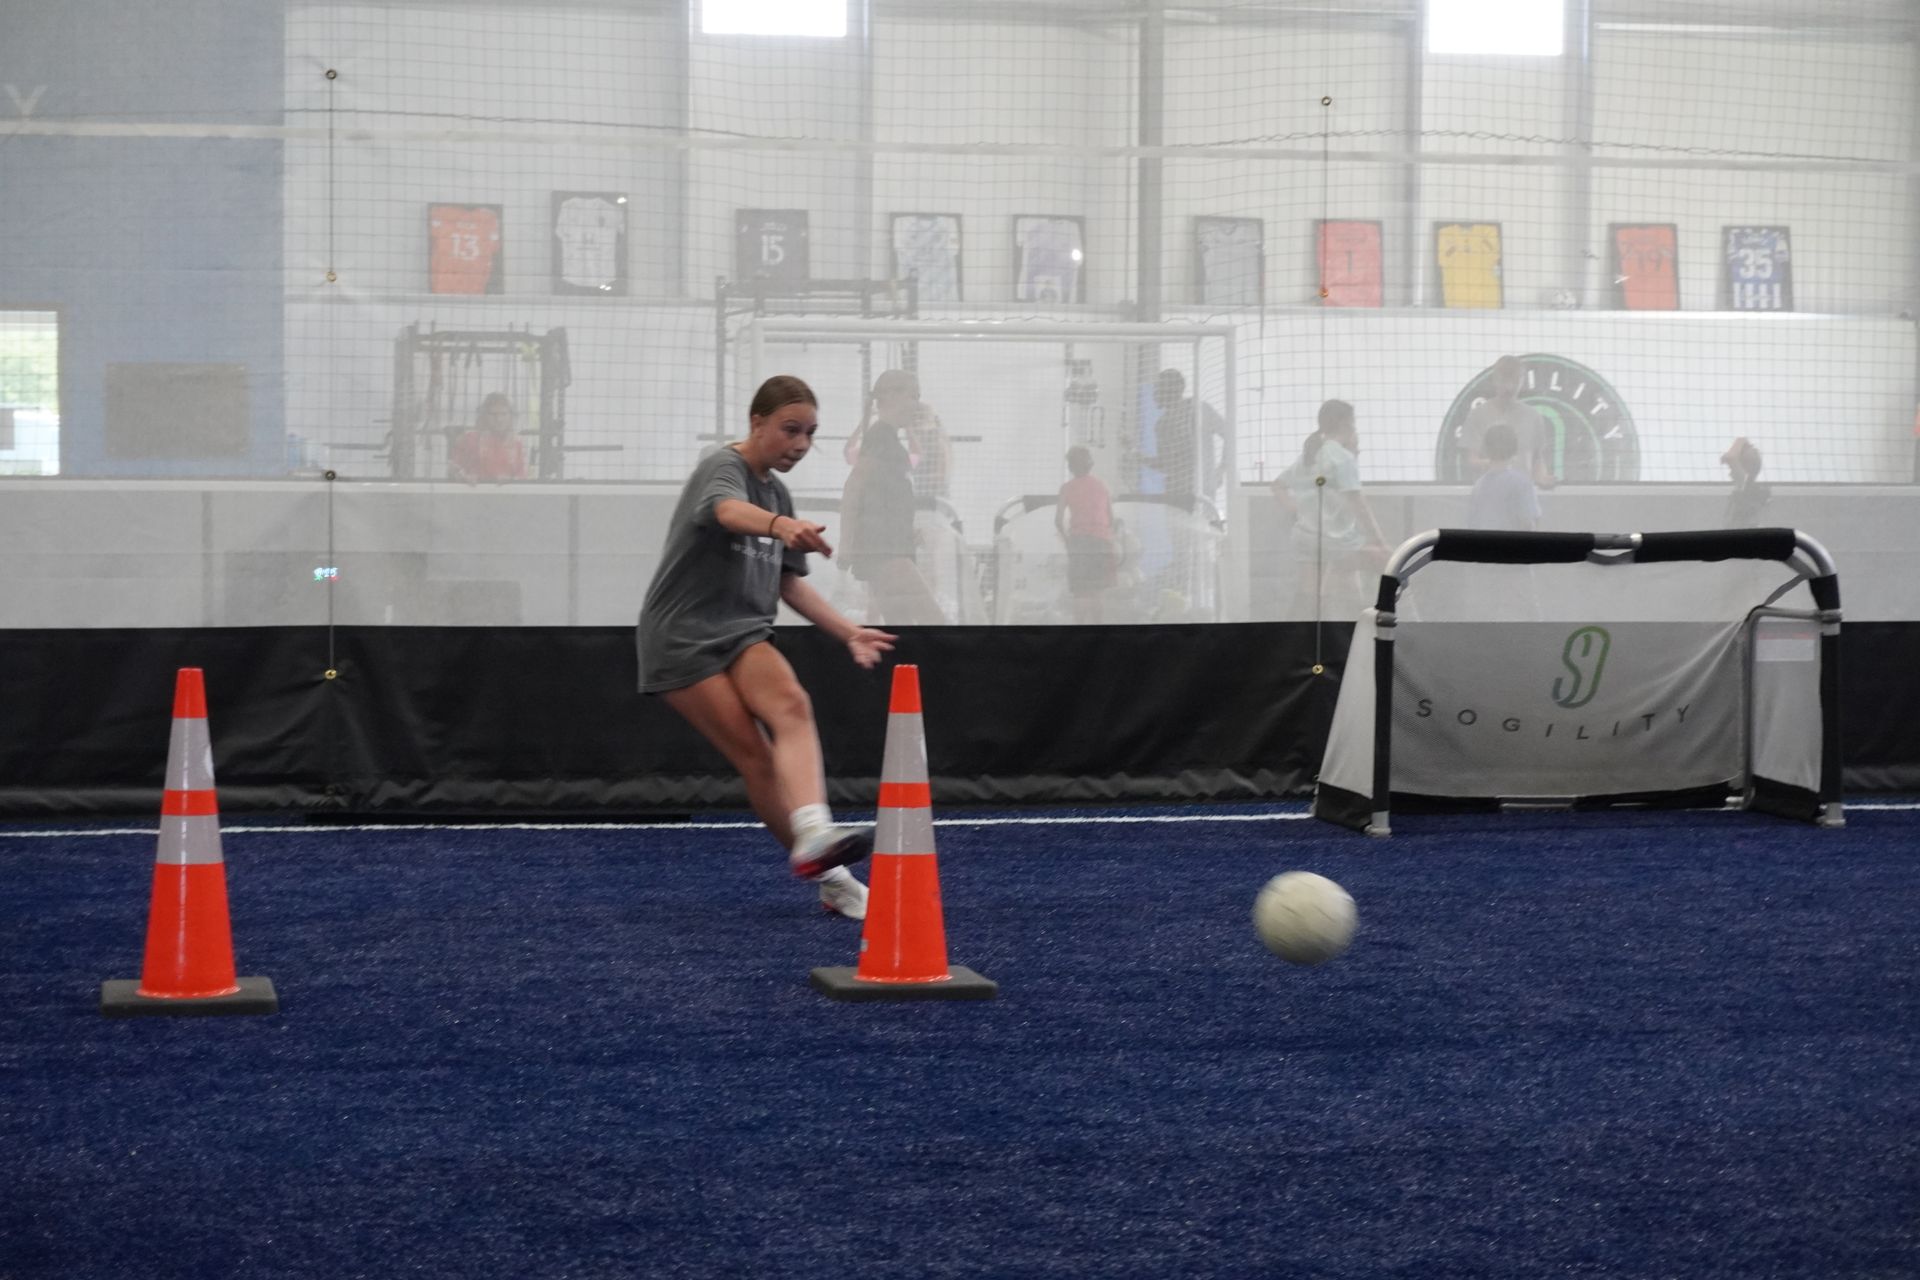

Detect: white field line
[0,812,1313,840]
[5,803,1916,842]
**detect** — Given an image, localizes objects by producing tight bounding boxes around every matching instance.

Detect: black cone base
[810,965,997,1002]
[100,976,279,1018]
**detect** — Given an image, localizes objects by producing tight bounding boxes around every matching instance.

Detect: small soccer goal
[1315,528,1843,836]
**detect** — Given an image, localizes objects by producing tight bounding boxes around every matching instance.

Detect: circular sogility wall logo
[1435,354,1640,484]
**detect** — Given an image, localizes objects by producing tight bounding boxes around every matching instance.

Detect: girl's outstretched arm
[779,575,898,668]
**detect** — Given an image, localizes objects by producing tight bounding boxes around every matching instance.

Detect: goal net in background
[989,493,1228,625]
[744,319,1238,625]
[2,2,1918,630]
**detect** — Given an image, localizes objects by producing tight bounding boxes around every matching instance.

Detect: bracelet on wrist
[768,513,783,537]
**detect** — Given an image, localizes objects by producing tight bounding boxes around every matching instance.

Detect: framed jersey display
[1435,221,1502,309]
[891,213,962,302]
[1724,225,1793,311]
[1013,215,1085,303]
[428,203,504,295]
[1316,219,1384,307]
[735,209,810,287]
[550,192,628,295]
[1610,223,1679,310]
[1194,216,1264,306]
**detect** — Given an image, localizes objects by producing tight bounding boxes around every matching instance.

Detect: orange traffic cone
[100,669,278,1017]
[811,665,995,1002]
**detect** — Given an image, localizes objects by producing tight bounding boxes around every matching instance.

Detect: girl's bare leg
[664,645,871,909]
[725,642,826,818]
[727,642,873,883]
[661,665,796,849]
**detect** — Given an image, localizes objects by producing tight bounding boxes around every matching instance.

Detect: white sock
[819,865,855,885]
[789,803,834,848]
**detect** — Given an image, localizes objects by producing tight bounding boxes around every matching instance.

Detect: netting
[1316,532,1842,834]
[2,1,1917,628]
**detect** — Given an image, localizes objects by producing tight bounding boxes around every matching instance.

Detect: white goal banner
[1391,620,1744,798]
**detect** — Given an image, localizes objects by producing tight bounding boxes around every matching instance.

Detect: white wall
[286,5,686,298]
[1164,24,1410,306]
[1591,32,1916,314]
[275,3,1920,497]
[689,10,871,285]
[871,16,1136,304]
[1217,308,1915,485]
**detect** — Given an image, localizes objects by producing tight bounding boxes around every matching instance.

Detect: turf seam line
[6,802,1915,840]
[0,812,1314,839]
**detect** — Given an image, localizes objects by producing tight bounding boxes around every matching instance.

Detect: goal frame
[1315,527,1844,837]
[741,316,1245,620]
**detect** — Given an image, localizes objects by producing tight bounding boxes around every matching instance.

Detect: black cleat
[789,826,875,880]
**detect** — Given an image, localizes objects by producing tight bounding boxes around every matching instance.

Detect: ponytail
[1296,430,1325,471]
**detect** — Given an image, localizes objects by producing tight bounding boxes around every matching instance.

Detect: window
[702,0,847,38]
[0,309,60,476]
[1427,0,1564,56]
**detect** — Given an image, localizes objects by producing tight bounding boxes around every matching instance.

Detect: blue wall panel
[0,2,284,476]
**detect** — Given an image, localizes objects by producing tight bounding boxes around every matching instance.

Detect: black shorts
[843,552,894,584]
[1065,536,1116,596]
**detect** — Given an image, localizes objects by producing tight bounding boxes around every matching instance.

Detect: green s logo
[1552,626,1610,709]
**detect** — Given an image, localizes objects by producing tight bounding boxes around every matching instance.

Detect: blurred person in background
[1721,436,1772,527]
[449,392,528,484]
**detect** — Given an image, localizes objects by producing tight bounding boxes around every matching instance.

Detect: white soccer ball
[1253,871,1357,966]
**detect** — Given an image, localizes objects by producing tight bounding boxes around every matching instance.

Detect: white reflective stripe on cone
[165,717,217,792]
[876,804,937,857]
[156,815,226,866]
[881,712,928,785]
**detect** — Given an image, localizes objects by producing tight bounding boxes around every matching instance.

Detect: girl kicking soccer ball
[637,375,897,919]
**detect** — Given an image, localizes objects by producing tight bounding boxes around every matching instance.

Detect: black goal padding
[1810,573,1841,612]
[1634,528,1801,564]
[1430,530,1597,564]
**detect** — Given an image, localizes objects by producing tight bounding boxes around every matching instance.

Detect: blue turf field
[3,805,1916,1278]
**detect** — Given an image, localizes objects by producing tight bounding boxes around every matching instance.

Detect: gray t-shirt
[636,447,808,693]
[1286,438,1364,551]
[1468,464,1541,531]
